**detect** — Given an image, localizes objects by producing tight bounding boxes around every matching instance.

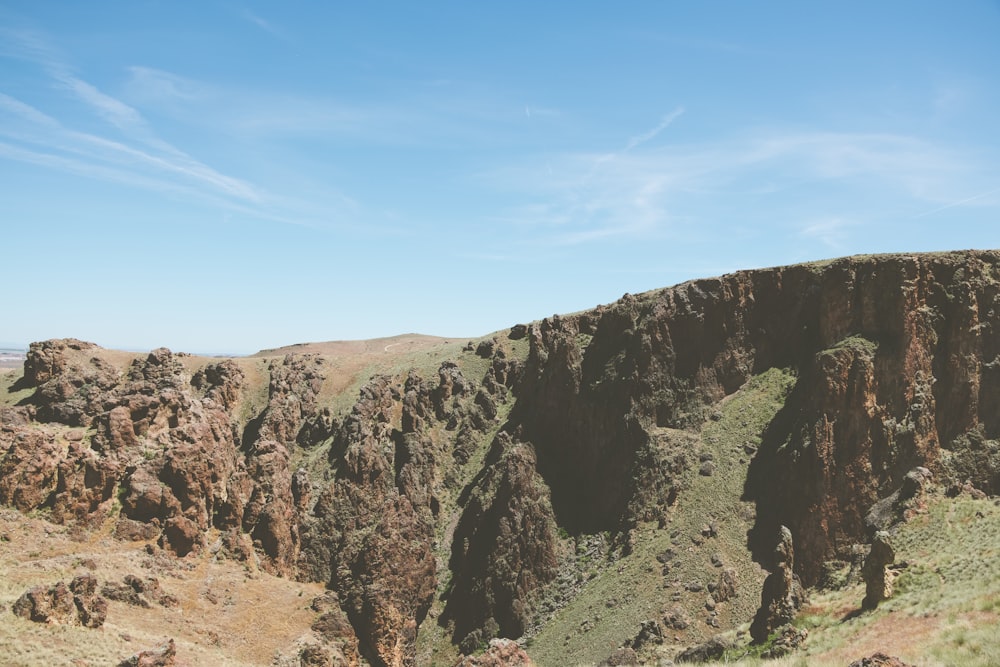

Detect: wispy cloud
[0,27,367,225]
[485,127,996,248]
[914,184,1000,218]
[799,217,857,249]
[624,108,685,151]
[588,107,684,176]
[0,86,262,204]
[241,10,285,39]
[125,66,205,103]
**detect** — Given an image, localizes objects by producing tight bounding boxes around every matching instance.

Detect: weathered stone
[676,636,733,663]
[453,638,534,666]
[599,647,638,666]
[508,324,528,340]
[750,526,805,643]
[12,577,106,628]
[12,582,76,624]
[848,652,917,667]
[712,568,737,603]
[760,624,808,659]
[118,638,176,666]
[862,531,896,610]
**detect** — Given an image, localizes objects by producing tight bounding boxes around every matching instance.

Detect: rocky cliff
[2,250,999,665]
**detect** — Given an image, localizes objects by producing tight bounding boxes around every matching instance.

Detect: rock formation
[12,575,107,628]
[453,638,535,667]
[749,526,805,643]
[861,531,896,610]
[848,653,916,667]
[118,638,176,667]
[5,251,1000,663]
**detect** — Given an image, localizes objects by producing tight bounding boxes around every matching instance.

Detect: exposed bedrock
[507,252,1000,587]
[5,250,1000,661]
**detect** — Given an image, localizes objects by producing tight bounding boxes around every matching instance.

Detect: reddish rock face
[301,374,439,667]
[6,251,1000,663]
[444,438,559,646]
[0,426,63,511]
[511,251,1000,585]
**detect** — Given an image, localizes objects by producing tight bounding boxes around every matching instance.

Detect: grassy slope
[687,493,1000,667]
[781,494,1000,666]
[526,368,796,666]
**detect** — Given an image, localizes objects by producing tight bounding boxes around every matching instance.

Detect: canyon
[2,250,1000,666]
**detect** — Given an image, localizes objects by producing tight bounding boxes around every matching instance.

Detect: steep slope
[2,250,1000,666]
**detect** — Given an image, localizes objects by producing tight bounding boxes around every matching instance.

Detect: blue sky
[2,2,999,354]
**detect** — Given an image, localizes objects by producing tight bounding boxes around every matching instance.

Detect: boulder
[453,638,534,666]
[676,636,732,663]
[118,638,176,667]
[848,653,916,667]
[862,531,896,610]
[12,577,107,628]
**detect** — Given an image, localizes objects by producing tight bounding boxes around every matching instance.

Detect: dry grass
[0,510,326,666]
[716,494,1000,667]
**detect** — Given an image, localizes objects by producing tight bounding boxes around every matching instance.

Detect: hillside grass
[0,510,327,667]
[525,367,796,667]
[692,494,1000,667]
[0,367,32,408]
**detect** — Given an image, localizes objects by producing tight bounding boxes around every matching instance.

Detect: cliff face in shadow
[507,253,1000,581]
[3,250,1000,665]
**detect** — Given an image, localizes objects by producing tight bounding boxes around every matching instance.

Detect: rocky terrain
[2,250,1000,666]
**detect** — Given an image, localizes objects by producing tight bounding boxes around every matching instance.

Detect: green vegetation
[526,367,796,666]
[0,369,32,408]
[825,334,878,357]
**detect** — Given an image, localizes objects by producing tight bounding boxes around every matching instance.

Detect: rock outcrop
[848,653,916,667]
[118,638,176,667]
[444,438,559,649]
[12,575,107,628]
[452,638,535,667]
[749,526,805,643]
[6,251,1000,664]
[861,531,896,610]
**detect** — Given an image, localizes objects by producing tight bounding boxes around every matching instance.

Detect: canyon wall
[2,250,999,664]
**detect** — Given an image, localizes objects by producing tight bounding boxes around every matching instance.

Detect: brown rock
[12,577,106,628]
[299,643,334,666]
[0,429,62,512]
[862,531,896,610]
[445,438,559,649]
[119,638,176,667]
[301,374,438,667]
[676,636,732,663]
[22,339,97,386]
[598,647,638,666]
[750,526,805,643]
[114,518,161,542]
[453,638,535,666]
[848,652,916,667]
[106,405,139,450]
[760,624,808,659]
[712,568,737,603]
[663,607,691,630]
[161,515,201,556]
[12,582,76,624]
